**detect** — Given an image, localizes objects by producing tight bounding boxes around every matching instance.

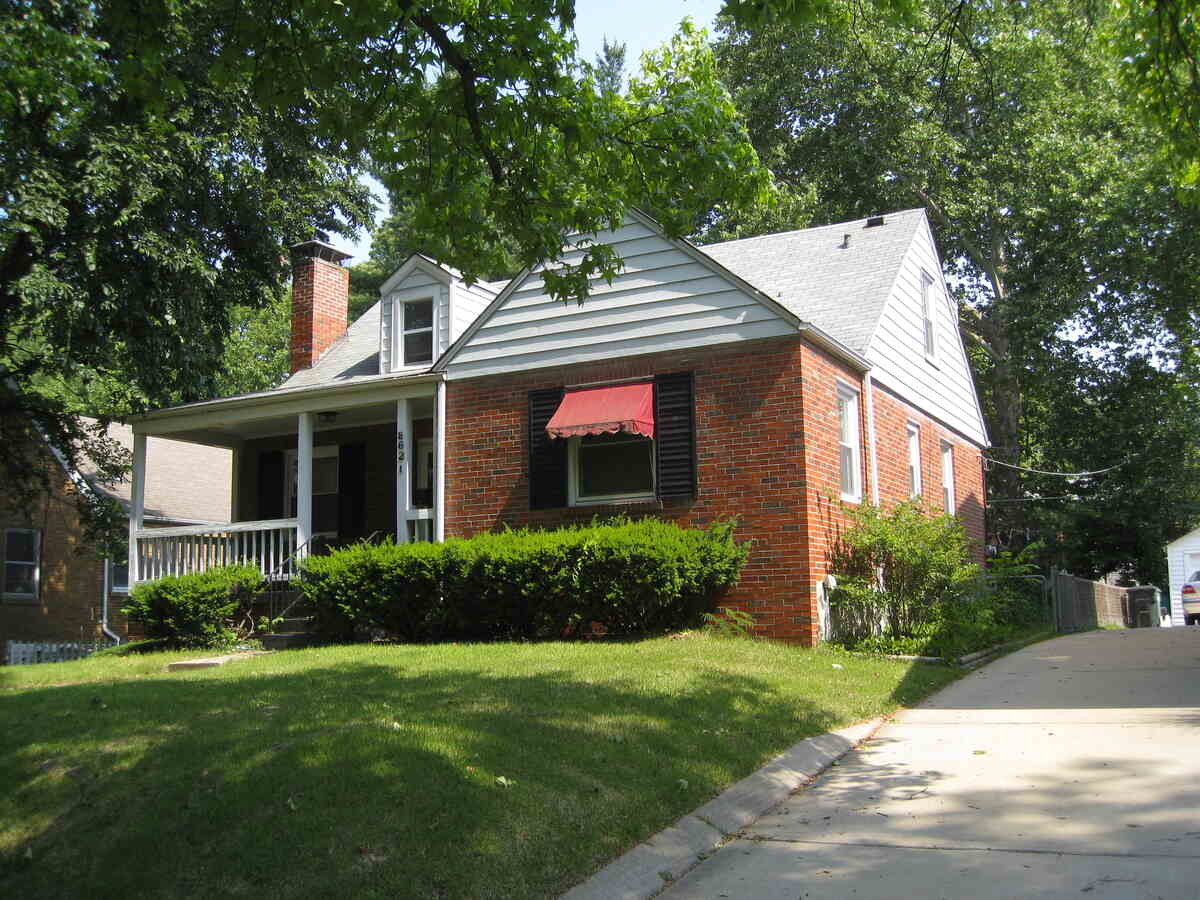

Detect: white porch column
[128,432,147,584]
[434,380,446,542]
[396,398,412,543]
[297,412,314,551]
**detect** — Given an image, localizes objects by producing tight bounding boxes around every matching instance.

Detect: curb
[561,717,883,900]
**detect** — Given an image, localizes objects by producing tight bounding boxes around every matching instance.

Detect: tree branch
[413,13,505,185]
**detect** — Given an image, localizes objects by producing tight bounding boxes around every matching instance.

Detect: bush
[299,518,749,642]
[122,564,265,649]
[828,501,979,644]
[827,503,1049,658]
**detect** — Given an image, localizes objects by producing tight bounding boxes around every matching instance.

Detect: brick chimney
[290,240,352,373]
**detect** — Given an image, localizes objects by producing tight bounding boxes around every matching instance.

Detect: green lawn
[0,637,958,899]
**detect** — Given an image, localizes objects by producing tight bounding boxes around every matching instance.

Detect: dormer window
[399,298,434,366]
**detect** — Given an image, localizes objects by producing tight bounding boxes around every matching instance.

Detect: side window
[837,384,862,503]
[3,528,41,601]
[110,559,130,594]
[941,441,956,512]
[921,271,937,363]
[907,424,922,498]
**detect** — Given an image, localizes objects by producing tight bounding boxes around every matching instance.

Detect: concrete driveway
[662,628,1200,899]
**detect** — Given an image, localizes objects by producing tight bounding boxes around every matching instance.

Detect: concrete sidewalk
[662,628,1200,899]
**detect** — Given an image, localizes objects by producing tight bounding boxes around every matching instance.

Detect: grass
[0,636,958,899]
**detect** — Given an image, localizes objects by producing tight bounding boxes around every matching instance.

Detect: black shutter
[529,387,567,509]
[655,372,696,499]
[257,450,285,520]
[338,442,368,540]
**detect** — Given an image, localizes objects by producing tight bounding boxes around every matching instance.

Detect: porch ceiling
[131,378,439,446]
[140,397,434,448]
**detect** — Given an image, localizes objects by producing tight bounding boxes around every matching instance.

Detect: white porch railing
[134,519,302,584]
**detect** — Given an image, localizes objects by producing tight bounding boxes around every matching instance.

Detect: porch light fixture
[317,411,339,425]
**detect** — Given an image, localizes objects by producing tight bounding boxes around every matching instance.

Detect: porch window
[400,298,434,366]
[837,384,862,503]
[3,528,40,602]
[413,436,435,508]
[287,445,339,538]
[941,441,956,512]
[907,424,922,498]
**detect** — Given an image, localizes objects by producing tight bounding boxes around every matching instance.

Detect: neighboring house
[0,421,231,653]
[1165,527,1200,625]
[127,209,988,645]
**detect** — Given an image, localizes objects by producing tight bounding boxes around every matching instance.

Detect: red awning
[546,382,655,439]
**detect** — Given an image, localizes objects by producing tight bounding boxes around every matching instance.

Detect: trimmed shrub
[300,539,446,642]
[298,518,749,642]
[122,564,265,649]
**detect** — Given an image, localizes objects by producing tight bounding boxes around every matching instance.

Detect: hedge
[122,564,265,649]
[299,518,749,642]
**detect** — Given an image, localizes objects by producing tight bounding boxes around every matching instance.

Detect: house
[126,209,988,646]
[1165,527,1200,625]
[1,420,231,655]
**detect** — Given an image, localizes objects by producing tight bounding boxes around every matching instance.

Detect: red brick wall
[0,451,122,656]
[444,335,989,646]
[290,257,349,373]
[869,382,986,556]
[446,336,877,645]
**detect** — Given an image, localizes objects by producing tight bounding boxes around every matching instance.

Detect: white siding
[380,269,445,373]
[444,217,795,379]
[1166,528,1200,624]
[864,219,989,446]
[450,282,495,344]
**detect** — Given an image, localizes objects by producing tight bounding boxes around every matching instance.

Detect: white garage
[1166,527,1200,625]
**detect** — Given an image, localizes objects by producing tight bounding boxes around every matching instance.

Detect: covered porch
[128,378,445,586]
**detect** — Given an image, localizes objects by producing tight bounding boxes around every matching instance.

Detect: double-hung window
[3,528,40,602]
[837,384,862,503]
[941,441,956,512]
[398,298,434,366]
[907,424,922,498]
[921,271,937,363]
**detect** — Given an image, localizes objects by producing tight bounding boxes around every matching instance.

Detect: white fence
[6,640,110,666]
[135,518,302,584]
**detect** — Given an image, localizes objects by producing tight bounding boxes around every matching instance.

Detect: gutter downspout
[101,560,121,645]
[864,372,881,506]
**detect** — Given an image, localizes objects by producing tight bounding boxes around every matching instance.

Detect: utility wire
[983,456,1125,478]
[985,495,1076,505]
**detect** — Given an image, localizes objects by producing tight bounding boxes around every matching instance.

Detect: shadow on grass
[0,653,855,900]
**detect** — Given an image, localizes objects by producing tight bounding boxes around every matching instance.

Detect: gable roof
[701,208,926,354]
[270,208,927,393]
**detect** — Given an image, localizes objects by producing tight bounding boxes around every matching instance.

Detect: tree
[593,37,627,96]
[1110,1,1200,184]
[3,3,769,526]
[713,0,1200,580]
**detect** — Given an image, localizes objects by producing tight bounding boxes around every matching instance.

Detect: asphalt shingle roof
[700,208,926,354]
[281,299,384,390]
[277,211,924,390]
